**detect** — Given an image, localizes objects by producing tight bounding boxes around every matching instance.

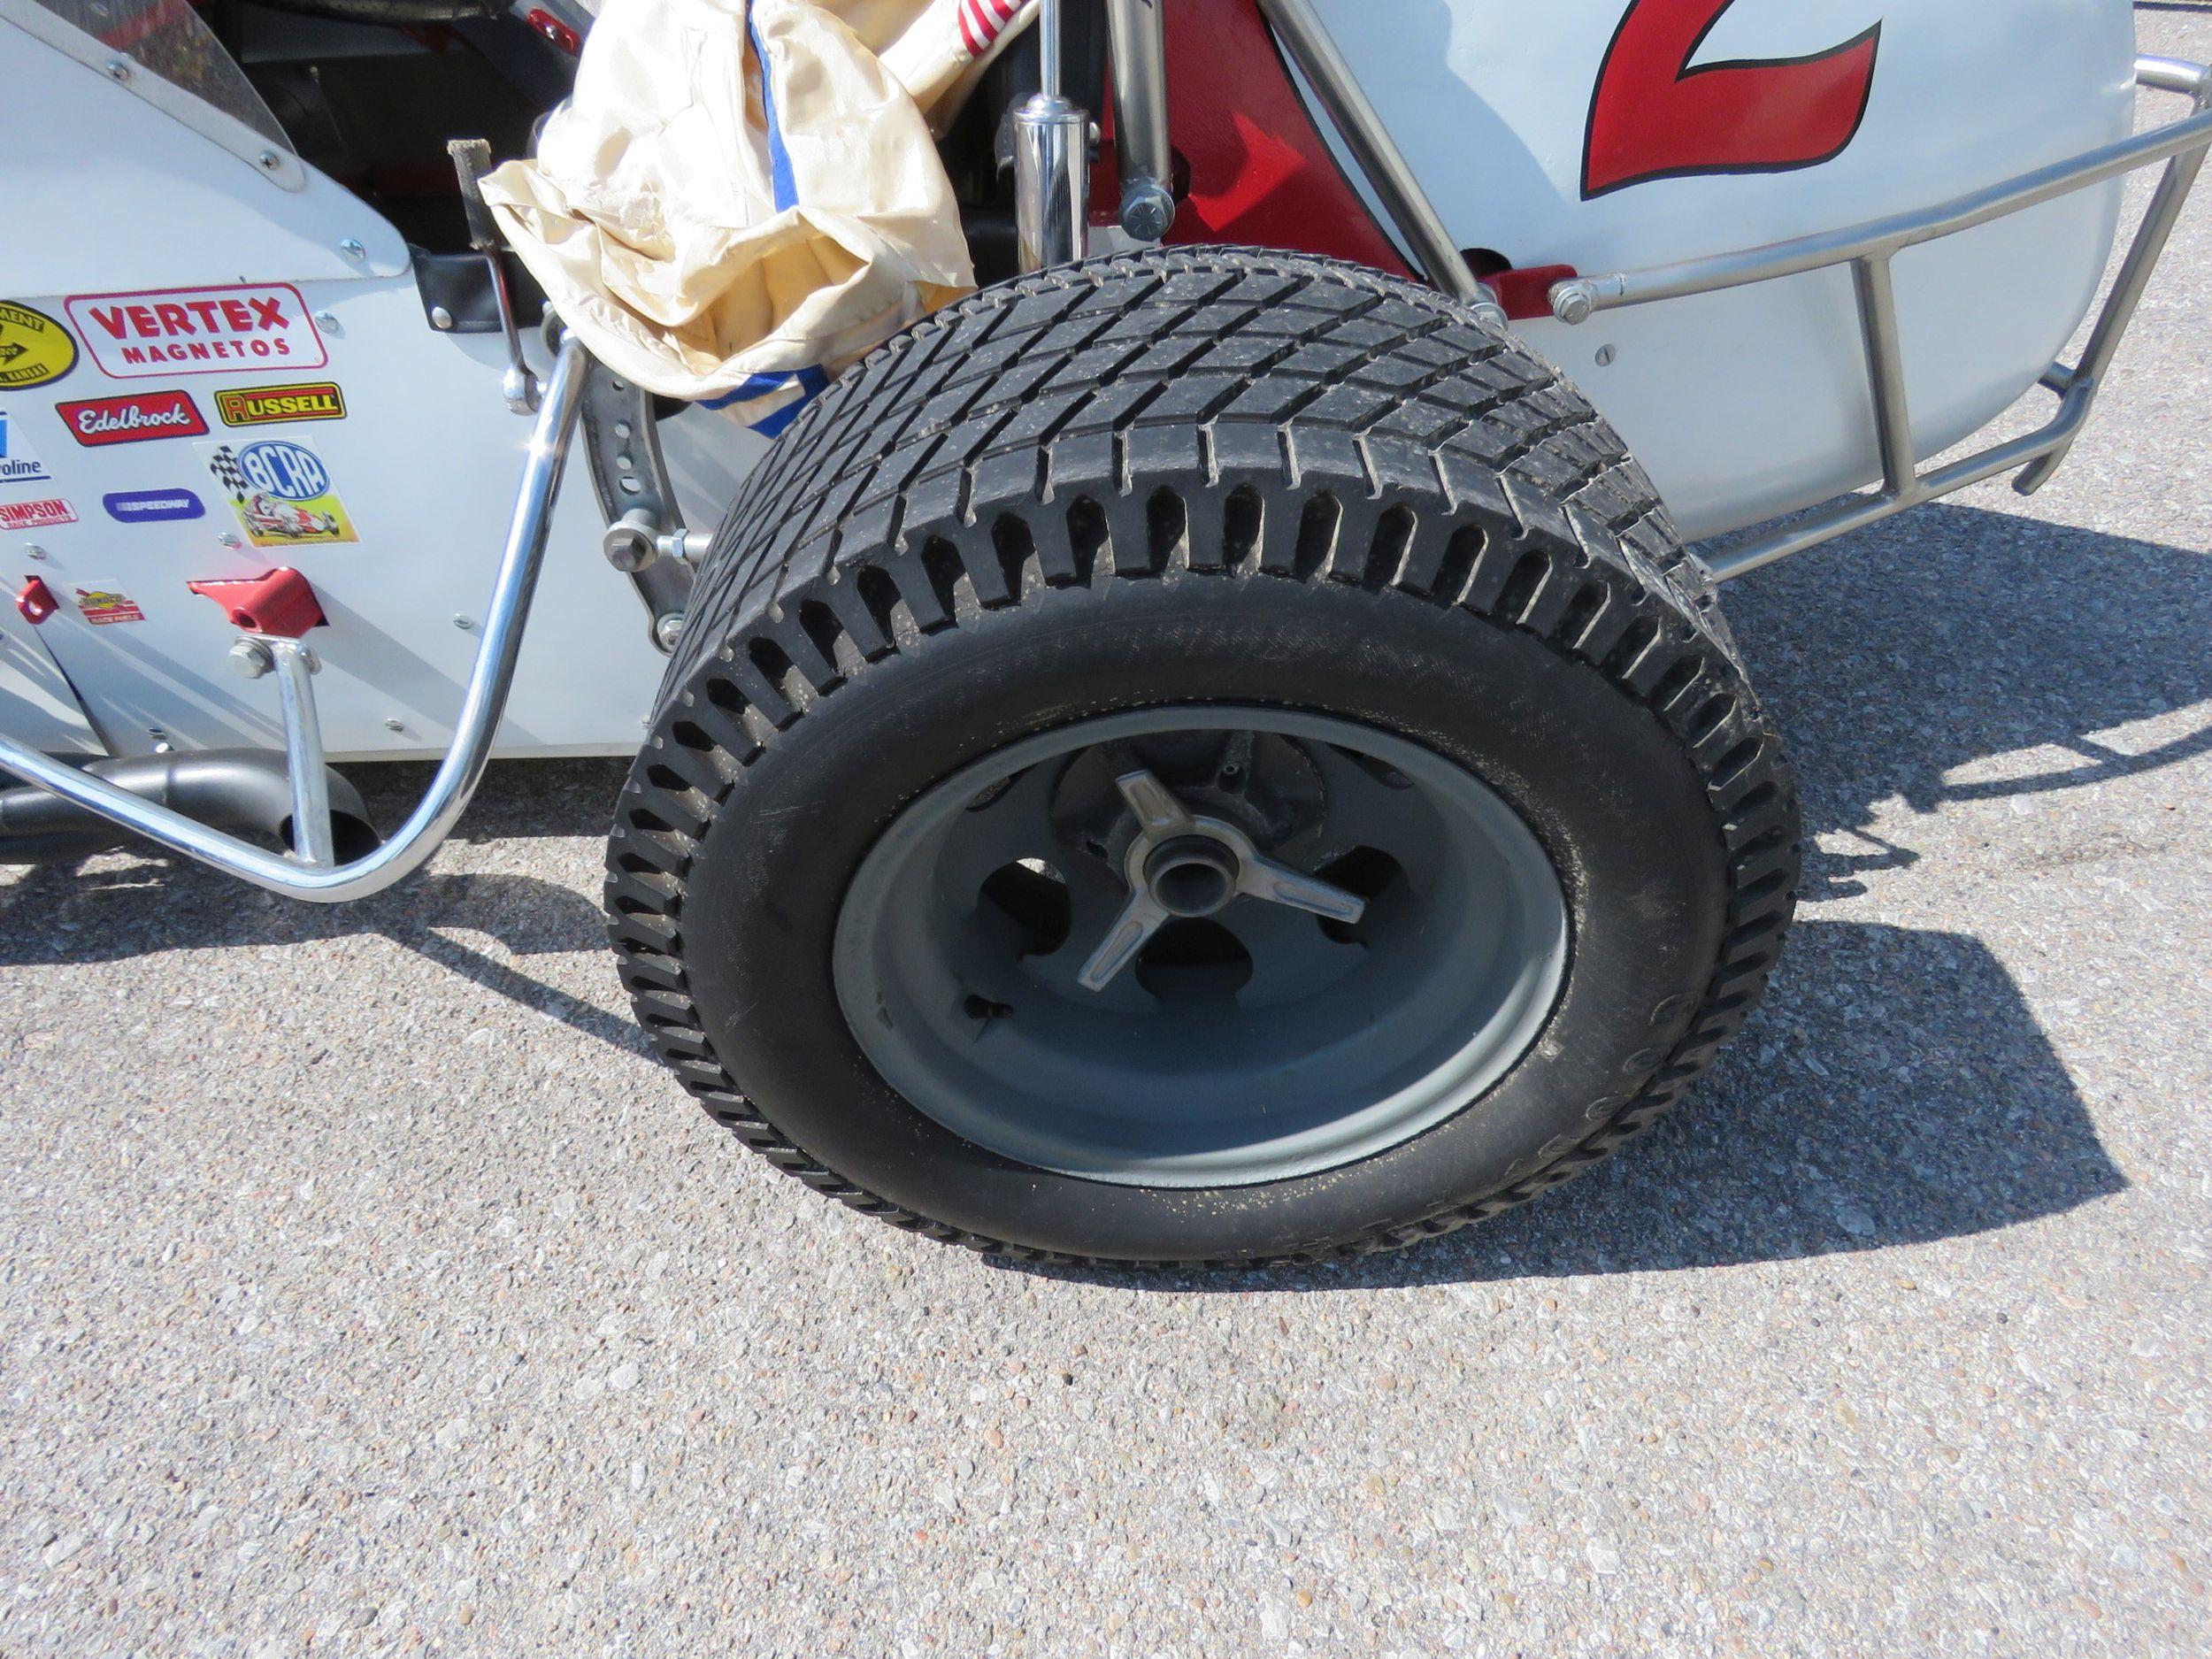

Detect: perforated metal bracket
[580,360,695,656]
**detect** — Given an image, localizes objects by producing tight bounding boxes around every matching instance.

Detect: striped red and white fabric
[957,0,1022,58]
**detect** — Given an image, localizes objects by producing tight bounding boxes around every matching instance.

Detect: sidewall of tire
[678,569,1728,1263]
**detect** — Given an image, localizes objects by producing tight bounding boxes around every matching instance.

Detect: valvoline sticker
[104,488,204,525]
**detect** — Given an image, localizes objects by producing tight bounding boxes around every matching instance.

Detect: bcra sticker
[201,438,357,547]
[0,303,76,391]
[214,380,346,427]
[0,496,75,531]
[56,389,207,447]
[65,285,327,380]
[0,410,55,488]
[73,583,144,626]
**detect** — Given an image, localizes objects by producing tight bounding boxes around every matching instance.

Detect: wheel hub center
[1144,835,1241,918]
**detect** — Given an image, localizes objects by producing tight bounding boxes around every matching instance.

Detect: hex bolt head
[654,613,685,652]
[104,58,131,81]
[227,639,275,680]
[339,239,366,261]
[1119,180,1178,244]
[1551,280,1597,326]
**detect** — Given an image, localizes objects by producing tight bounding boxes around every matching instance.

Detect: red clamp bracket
[1486,265,1581,323]
[15,574,58,626]
[186,568,326,637]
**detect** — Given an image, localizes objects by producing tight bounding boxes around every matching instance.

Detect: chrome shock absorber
[1012,0,1092,271]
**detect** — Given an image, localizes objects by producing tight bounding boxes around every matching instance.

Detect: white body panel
[1309,0,2138,539]
[0,7,757,761]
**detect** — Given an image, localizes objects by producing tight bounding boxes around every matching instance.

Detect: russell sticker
[104,488,204,525]
[0,410,55,488]
[202,438,357,547]
[56,389,207,447]
[215,380,346,426]
[73,584,145,626]
[0,302,76,390]
[0,496,76,531]
[66,284,326,380]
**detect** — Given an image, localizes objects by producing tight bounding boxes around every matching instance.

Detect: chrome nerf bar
[1550,57,2212,581]
[0,333,590,902]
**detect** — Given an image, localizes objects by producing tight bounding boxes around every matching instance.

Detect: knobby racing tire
[605,248,1800,1268]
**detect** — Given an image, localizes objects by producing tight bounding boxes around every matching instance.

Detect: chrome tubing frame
[1550,58,2212,581]
[0,333,592,902]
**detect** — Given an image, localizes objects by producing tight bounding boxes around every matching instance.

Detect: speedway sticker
[57,389,207,447]
[65,284,326,380]
[104,488,204,525]
[0,496,75,531]
[0,302,76,390]
[0,411,54,488]
[214,380,346,427]
[200,438,357,547]
[73,582,144,626]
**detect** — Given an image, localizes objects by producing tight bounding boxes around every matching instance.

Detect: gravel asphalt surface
[6,14,2212,1655]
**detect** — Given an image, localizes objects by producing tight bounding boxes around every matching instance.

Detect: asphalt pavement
[5,13,2210,1655]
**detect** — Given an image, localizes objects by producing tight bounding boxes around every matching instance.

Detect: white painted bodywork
[0,0,2142,762]
[1309,0,2138,540]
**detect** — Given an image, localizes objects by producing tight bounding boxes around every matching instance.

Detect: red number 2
[1582,0,1882,198]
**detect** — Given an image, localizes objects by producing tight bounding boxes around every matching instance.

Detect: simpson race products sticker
[0,496,77,531]
[55,389,208,447]
[65,285,327,380]
[73,583,144,626]
[214,380,346,427]
[201,438,357,548]
[0,411,54,488]
[0,302,76,390]
[104,488,204,525]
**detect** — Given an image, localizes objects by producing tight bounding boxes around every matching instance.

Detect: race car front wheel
[606,249,1799,1266]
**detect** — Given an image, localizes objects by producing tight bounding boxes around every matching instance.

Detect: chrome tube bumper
[0,333,589,902]
[1548,57,2212,580]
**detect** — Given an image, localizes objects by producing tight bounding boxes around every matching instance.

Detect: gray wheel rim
[832,707,1570,1188]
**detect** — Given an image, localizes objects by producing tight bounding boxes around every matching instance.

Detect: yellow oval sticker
[0,302,79,391]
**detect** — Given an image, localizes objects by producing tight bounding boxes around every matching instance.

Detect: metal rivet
[217,533,242,549]
[612,421,633,441]
[257,150,282,172]
[339,239,365,261]
[429,305,456,331]
[104,58,131,81]
[618,476,642,495]
[313,311,338,329]
[25,545,46,562]
[384,718,405,733]
[453,615,474,631]
[654,613,685,651]
[1595,344,1617,367]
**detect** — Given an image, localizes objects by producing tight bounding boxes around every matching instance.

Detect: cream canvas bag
[482,0,1032,433]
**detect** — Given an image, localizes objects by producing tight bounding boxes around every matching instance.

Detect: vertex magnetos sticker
[201,437,357,547]
[0,496,77,531]
[73,583,144,626]
[0,410,55,488]
[0,302,77,390]
[214,380,346,427]
[66,284,326,380]
[56,389,207,447]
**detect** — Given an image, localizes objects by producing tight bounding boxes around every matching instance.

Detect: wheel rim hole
[979,859,1071,956]
[1314,847,1405,945]
[1134,918,1253,1002]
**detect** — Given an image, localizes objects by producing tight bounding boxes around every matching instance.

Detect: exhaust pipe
[0,750,378,867]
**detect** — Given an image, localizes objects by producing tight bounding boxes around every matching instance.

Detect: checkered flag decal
[207,443,249,504]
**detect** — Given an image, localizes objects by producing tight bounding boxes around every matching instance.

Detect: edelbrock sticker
[104,488,204,525]
[214,380,346,426]
[201,438,357,547]
[73,583,144,626]
[56,389,207,447]
[0,303,77,390]
[0,496,76,530]
[0,410,54,488]
[65,285,326,380]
